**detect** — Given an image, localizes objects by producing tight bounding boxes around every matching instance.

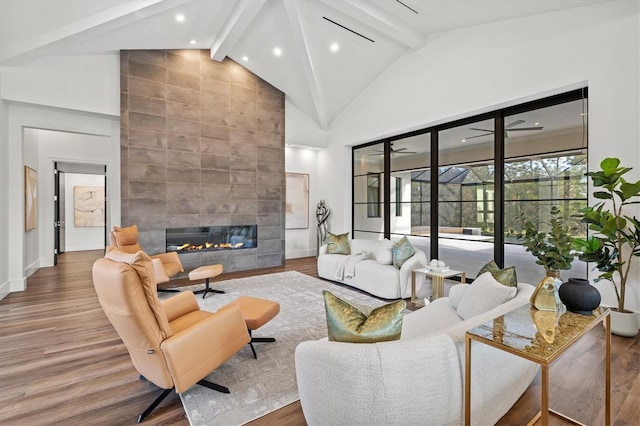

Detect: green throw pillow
[323,290,406,343]
[477,260,518,287]
[326,232,350,255]
[392,236,415,269]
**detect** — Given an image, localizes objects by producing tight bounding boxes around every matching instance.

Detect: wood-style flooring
[0,250,638,425]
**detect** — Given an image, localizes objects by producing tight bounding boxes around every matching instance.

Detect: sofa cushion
[401,297,464,339]
[392,236,415,269]
[374,239,394,265]
[477,260,518,287]
[350,239,394,265]
[323,290,406,343]
[448,284,468,310]
[326,232,350,255]
[457,272,518,320]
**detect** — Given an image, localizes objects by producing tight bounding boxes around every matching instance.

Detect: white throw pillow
[456,272,517,320]
[374,239,394,265]
[448,284,469,310]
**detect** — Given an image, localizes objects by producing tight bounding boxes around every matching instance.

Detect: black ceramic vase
[558,278,601,315]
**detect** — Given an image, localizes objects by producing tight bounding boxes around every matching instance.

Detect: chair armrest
[398,249,427,297]
[151,258,171,284]
[161,304,250,393]
[150,251,180,265]
[161,291,199,322]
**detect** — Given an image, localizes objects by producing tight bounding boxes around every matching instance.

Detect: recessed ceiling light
[461,139,467,143]
[330,42,340,52]
[242,55,249,61]
[534,122,540,126]
[189,40,196,45]
[175,14,185,23]
[273,47,282,57]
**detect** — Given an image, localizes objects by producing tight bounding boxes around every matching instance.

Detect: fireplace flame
[174,241,245,252]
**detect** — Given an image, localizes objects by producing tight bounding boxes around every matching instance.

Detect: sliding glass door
[353,143,385,240]
[503,98,588,284]
[352,89,588,283]
[388,133,431,254]
[437,118,495,276]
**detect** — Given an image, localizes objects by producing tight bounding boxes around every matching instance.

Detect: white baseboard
[24,258,41,279]
[0,280,10,301]
[10,278,26,292]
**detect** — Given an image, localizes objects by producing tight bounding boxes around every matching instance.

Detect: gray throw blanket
[335,251,370,280]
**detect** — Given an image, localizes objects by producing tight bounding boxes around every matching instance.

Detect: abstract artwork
[74,186,105,227]
[286,173,309,229]
[24,166,37,231]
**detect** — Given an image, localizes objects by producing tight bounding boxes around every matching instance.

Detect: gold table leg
[605,314,611,426]
[411,271,417,307]
[433,276,445,299]
[541,364,549,425]
[464,336,471,426]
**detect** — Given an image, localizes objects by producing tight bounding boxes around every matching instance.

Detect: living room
[1,0,639,424]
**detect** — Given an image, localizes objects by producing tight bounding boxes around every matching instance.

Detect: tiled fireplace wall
[120,50,285,272]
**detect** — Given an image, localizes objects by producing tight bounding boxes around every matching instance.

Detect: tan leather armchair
[92,249,250,423]
[109,225,183,285]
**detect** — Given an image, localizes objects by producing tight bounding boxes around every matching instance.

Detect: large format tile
[122,49,285,271]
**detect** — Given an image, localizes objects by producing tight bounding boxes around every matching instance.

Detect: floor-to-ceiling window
[390,133,431,255]
[503,97,588,284]
[352,89,588,284]
[353,142,385,240]
[438,117,495,275]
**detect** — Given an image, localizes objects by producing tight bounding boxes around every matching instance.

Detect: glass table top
[467,304,609,363]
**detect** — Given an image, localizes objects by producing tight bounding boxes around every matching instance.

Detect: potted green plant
[514,206,588,312]
[573,157,640,336]
[517,205,576,276]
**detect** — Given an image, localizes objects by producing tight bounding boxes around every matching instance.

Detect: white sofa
[317,238,427,299]
[295,282,538,426]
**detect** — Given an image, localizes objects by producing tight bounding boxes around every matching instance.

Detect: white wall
[6,106,119,293]
[322,0,640,313]
[1,55,120,116]
[22,129,40,278]
[0,64,8,299]
[285,100,327,149]
[64,173,105,252]
[0,51,120,296]
[33,128,113,266]
[285,146,320,258]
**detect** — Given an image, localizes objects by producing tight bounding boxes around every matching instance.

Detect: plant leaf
[600,157,620,175]
[593,191,612,199]
[620,181,640,201]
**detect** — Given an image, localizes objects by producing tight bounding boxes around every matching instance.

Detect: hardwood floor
[0,250,638,425]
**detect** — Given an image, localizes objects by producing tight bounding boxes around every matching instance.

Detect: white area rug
[165,271,388,426]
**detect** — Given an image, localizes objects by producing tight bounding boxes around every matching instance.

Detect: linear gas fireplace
[166,225,257,253]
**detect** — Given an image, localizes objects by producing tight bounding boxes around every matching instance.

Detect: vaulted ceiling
[0,0,610,129]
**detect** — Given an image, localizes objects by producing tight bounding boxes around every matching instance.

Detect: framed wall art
[24,166,37,231]
[74,186,105,227]
[286,173,309,229]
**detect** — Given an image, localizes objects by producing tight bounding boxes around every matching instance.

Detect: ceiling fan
[465,119,544,140]
[369,144,417,156]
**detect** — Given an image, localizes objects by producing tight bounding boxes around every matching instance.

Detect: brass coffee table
[465,305,611,426]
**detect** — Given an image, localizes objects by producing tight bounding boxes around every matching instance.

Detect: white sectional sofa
[295,281,538,426]
[317,238,427,299]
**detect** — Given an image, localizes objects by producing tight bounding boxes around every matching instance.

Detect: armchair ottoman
[231,296,280,359]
